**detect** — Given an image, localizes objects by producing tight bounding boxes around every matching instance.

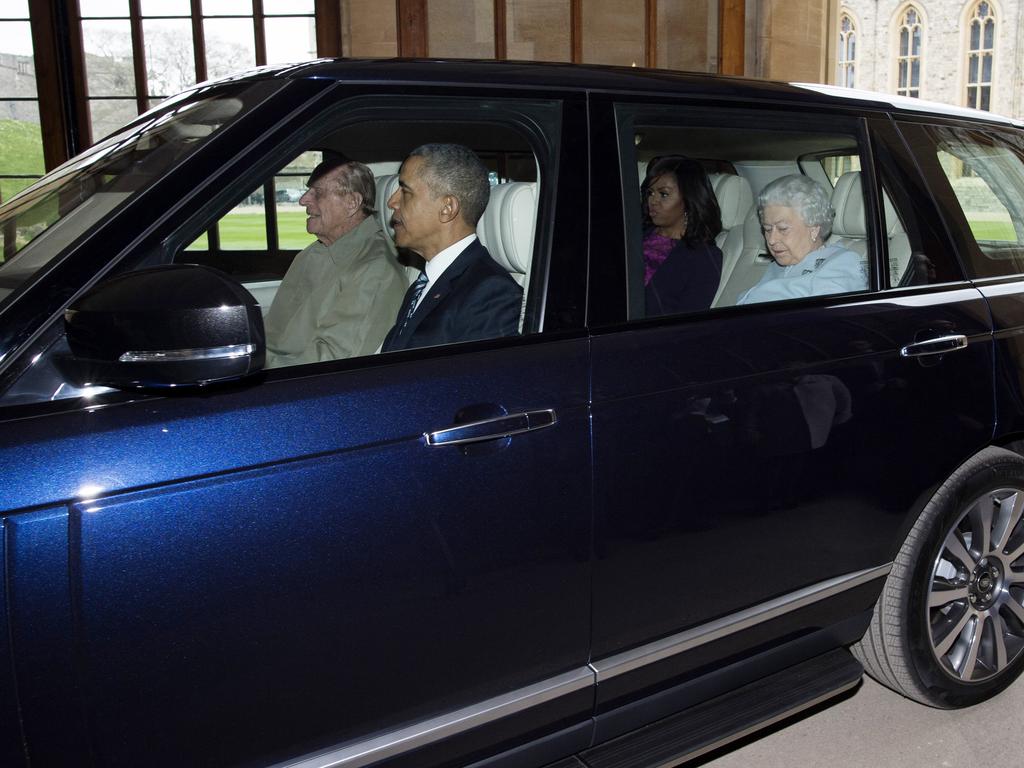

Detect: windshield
[0,82,271,308]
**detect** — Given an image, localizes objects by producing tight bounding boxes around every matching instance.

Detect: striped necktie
[398,270,429,333]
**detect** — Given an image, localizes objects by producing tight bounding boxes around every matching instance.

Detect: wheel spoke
[928,582,970,609]
[1005,596,1024,625]
[960,614,985,680]
[968,497,993,557]
[933,607,974,657]
[1007,568,1024,586]
[992,612,1009,671]
[1006,540,1024,566]
[943,530,978,572]
[994,490,1024,553]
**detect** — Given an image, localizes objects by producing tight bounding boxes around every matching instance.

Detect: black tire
[853,445,1024,707]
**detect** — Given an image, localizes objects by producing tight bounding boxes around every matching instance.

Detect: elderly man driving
[264,159,407,367]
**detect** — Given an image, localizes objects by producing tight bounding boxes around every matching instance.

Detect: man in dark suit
[380,144,522,353]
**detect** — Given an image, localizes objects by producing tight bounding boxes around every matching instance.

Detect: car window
[1,97,560,405]
[896,122,1024,280]
[616,107,874,319]
[930,127,1024,277]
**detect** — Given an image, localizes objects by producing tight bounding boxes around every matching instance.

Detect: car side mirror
[62,264,265,389]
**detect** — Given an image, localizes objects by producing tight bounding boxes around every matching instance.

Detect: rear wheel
[853,446,1024,707]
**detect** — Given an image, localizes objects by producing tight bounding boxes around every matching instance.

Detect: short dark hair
[641,155,722,245]
[308,159,376,217]
[408,143,490,227]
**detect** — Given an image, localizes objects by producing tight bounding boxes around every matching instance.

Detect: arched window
[896,7,923,98]
[837,13,856,87]
[966,1,995,110]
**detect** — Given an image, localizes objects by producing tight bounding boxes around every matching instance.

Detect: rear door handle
[900,334,968,358]
[424,409,557,447]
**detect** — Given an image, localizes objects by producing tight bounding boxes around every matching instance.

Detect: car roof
[249,58,1022,129]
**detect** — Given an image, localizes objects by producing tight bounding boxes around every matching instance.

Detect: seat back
[477,181,537,329]
[709,173,754,305]
[830,171,911,284]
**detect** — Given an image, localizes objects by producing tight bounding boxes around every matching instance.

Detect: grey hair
[408,143,490,227]
[308,159,376,217]
[757,174,834,240]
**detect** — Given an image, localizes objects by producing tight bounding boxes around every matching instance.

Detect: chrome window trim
[590,563,892,681]
[271,564,890,768]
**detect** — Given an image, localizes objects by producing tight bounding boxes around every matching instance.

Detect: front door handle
[424,409,557,447]
[900,334,968,358]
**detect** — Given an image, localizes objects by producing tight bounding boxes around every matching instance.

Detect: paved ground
[695,673,1024,767]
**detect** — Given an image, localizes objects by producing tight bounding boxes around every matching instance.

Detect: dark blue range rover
[2,60,1024,768]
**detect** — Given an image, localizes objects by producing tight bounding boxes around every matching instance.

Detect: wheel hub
[968,557,1004,611]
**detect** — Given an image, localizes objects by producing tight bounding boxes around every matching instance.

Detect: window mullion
[253,0,267,66]
[190,0,207,83]
[128,0,149,115]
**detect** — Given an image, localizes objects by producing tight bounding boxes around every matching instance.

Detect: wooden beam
[128,0,149,113]
[645,0,657,68]
[64,0,92,148]
[570,0,581,63]
[28,0,72,168]
[253,0,268,66]
[314,0,343,57]
[397,0,427,57]
[191,0,207,82]
[719,0,745,75]
[494,0,507,60]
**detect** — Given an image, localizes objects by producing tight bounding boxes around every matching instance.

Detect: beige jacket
[264,216,407,367]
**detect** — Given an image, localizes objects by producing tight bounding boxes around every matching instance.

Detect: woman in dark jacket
[641,155,723,316]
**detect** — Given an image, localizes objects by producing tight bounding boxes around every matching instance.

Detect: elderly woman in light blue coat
[738,174,867,305]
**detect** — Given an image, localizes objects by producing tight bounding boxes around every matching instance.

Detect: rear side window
[615,106,875,319]
[910,124,1024,278]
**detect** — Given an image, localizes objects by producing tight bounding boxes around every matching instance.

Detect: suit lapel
[396,240,482,343]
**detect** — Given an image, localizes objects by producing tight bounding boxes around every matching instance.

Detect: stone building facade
[836,0,1024,118]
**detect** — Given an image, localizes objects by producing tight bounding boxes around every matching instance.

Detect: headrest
[477,181,536,276]
[743,205,767,256]
[712,174,754,229]
[374,173,400,253]
[830,171,903,238]
[831,171,866,237]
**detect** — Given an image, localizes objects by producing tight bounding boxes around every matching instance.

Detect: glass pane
[202,0,253,14]
[849,34,855,59]
[982,54,992,82]
[0,100,44,177]
[141,0,192,14]
[1,176,36,204]
[981,87,990,112]
[264,0,314,13]
[658,0,717,72]
[427,0,495,58]
[218,198,267,250]
[144,18,197,97]
[900,28,908,56]
[984,19,994,48]
[970,21,980,50]
[506,0,571,62]
[967,86,977,107]
[0,1,28,19]
[0,21,34,68]
[911,59,920,87]
[341,0,398,57]
[79,0,129,17]
[265,17,317,64]
[204,18,256,78]
[912,26,921,55]
[582,0,645,66]
[82,20,135,97]
[969,54,978,82]
[88,98,139,141]
[898,59,907,87]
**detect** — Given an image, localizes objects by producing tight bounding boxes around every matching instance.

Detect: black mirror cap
[63,264,265,389]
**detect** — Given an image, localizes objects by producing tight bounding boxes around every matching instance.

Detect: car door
[585,96,995,721]
[0,84,593,768]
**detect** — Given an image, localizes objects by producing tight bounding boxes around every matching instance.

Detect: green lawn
[187,209,313,250]
[969,219,1018,242]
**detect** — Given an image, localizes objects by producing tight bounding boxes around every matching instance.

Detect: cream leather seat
[709,173,754,306]
[713,206,773,306]
[477,181,537,330]
[830,171,911,285]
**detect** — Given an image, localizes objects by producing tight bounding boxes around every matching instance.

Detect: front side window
[837,13,857,88]
[896,6,923,98]
[618,109,874,318]
[966,1,996,111]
